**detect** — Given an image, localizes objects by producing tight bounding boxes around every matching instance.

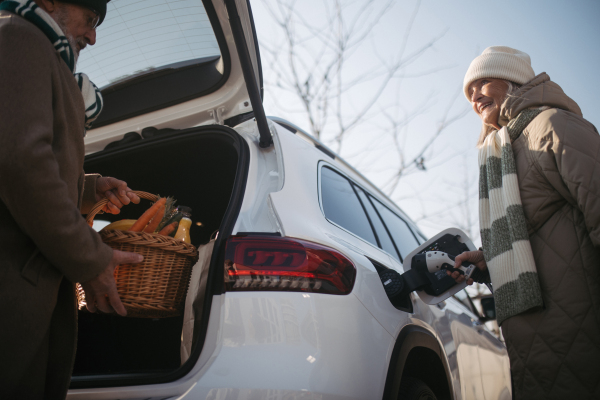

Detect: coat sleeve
[0,21,112,283]
[531,109,600,247]
[81,174,101,215]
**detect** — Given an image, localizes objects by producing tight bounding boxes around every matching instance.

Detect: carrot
[143,203,166,233]
[158,221,178,236]
[129,197,167,232]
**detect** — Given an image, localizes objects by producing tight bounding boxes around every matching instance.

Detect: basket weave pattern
[77,191,198,318]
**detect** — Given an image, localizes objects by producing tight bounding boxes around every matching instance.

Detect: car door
[450,292,511,400]
[351,184,510,400]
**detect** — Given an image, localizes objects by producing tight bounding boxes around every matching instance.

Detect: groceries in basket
[78,191,199,318]
[101,196,193,243]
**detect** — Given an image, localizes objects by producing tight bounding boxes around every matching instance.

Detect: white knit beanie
[463,46,535,101]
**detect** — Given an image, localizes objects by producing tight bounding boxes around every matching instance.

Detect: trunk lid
[81,0,271,154]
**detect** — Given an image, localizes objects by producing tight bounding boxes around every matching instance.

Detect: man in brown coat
[0,0,142,398]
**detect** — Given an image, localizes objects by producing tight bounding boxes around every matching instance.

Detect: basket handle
[85,191,159,226]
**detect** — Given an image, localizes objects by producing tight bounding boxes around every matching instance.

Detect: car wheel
[398,377,437,400]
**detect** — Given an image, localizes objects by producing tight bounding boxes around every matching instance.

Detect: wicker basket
[77,191,199,318]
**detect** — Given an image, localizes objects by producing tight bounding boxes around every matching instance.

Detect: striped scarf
[0,0,103,132]
[478,108,545,325]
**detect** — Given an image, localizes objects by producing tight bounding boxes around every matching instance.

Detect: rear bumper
[69,292,394,400]
[181,292,393,399]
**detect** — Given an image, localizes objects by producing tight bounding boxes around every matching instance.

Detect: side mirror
[480,295,496,320]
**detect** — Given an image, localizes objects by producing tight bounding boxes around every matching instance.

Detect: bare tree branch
[259,0,471,219]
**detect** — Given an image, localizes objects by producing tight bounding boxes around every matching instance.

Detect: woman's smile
[478,100,493,113]
[468,78,508,130]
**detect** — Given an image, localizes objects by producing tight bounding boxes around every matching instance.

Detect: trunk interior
[73,127,240,380]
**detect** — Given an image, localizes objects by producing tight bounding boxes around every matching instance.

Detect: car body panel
[70,0,511,398]
[184,292,392,399]
[72,117,511,400]
[232,120,284,234]
[265,123,511,399]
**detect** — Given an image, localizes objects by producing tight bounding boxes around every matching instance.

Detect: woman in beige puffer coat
[452,46,600,400]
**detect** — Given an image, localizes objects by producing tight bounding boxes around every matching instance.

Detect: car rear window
[78,0,221,88]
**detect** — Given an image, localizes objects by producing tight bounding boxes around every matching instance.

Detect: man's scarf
[0,0,103,132]
[478,108,545,325]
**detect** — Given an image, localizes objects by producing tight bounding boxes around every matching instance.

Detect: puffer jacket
[498,73,600,400]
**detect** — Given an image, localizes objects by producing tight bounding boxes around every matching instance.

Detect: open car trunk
[72,126,246,385]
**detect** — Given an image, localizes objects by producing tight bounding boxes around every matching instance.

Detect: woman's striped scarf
[478,108,545,325]
[0,0,103,133]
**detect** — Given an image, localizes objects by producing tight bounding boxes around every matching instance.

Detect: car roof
[269,116,422,235]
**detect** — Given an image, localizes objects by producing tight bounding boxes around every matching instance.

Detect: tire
[398,377,437,400]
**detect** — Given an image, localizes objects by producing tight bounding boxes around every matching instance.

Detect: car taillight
[224,236,356,295]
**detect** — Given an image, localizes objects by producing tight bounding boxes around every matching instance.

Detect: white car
[69,1,511,399]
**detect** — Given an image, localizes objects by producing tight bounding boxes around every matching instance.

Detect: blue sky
[420,0,600,127]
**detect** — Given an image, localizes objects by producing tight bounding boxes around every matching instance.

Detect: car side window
[355,187,400,260]
[371,199,420,260]
[320,167,377,246]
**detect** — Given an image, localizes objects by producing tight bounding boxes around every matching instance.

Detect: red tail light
[224,236,356,295]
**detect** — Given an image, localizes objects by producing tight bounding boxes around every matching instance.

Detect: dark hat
[60,0,111,26]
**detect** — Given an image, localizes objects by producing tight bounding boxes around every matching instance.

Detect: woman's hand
[446,250,487,286]
[95,177,140,214]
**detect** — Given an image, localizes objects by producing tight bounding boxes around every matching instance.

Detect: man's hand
[446,250,488,286]
[95,177,140,214]
[80,250,143,316]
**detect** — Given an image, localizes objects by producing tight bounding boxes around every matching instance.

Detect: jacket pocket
[21,248,46,286]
